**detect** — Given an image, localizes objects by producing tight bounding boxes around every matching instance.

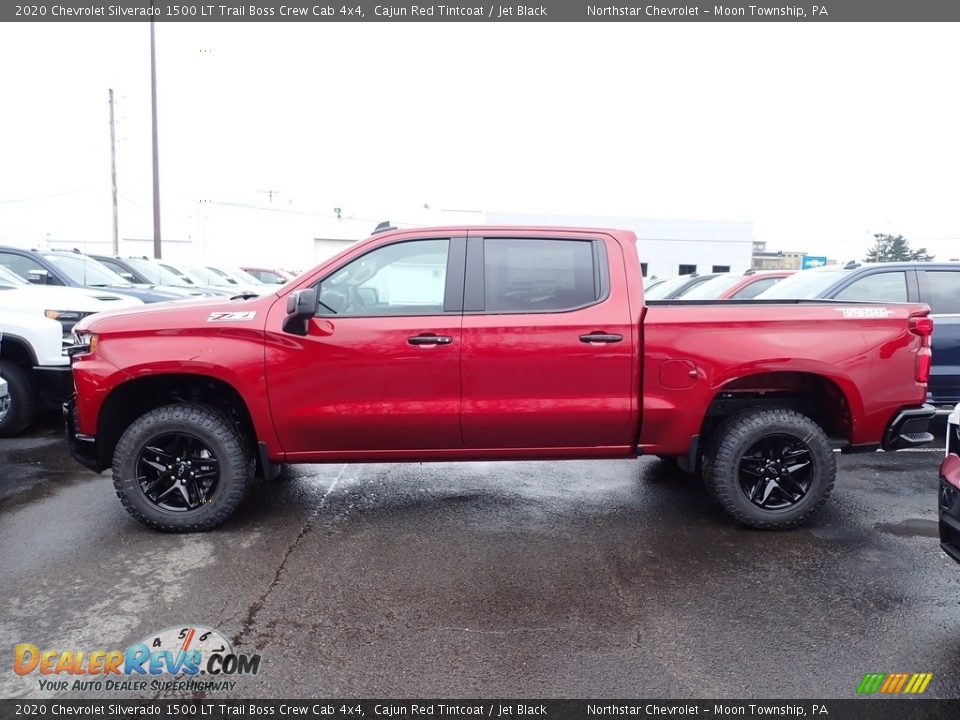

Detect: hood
[0,285,143,313]
[76,293,273,335]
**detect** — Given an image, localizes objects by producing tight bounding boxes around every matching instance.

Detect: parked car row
[0,246,296,436]
[643,269,794,300]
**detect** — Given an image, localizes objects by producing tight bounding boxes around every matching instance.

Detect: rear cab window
[468,237,608,313]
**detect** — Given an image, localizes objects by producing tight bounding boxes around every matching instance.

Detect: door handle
[579,332,623,344]
[407,334,453,346]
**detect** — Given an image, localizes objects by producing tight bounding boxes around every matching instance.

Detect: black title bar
[0,700,957,720]
[6,0,960,22]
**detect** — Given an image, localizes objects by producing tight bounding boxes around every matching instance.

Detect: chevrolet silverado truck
[65,226,936,532]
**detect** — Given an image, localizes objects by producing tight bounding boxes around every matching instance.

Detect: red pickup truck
[65,226,935,532]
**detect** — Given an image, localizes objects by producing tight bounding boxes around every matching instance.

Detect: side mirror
[120,272,136,282]
[283,288,317,336]
[27,269,50,285]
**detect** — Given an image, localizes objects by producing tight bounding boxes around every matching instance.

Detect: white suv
[0,267,141,436]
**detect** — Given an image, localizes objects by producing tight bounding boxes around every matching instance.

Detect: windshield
[201,266,241,285]
[680,274,742,300]
[756,269,852,299]
[0,265,28,287]
[226,267,266,285]
[645,275,693,300]
[124,258,187,286]
[44,254,131,287]
[159,263,199,285]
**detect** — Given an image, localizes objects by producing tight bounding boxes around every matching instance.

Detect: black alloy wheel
[136,432,220,511]
[738,434,813,510]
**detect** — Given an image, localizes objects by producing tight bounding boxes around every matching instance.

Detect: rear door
[265,236,466,456]
[459,231,635,450]
[918,268,960,405]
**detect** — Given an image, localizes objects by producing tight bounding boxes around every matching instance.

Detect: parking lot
[2,417,958,700]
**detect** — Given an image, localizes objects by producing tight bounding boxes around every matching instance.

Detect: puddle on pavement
[876,518,940,538]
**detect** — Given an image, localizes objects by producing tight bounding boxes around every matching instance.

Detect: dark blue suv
[758,262,960,410]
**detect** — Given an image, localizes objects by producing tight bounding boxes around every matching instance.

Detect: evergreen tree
[864,233,934,263]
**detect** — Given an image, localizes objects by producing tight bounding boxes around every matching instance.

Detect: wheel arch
[0,334,39,368]
[700,370,858,447]
[96,373,260,473]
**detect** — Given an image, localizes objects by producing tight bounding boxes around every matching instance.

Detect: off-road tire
[0,361,36,437]
[705,407,835,530]
[112,404,253,532]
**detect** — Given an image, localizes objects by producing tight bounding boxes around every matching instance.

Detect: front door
[266,237,465,457]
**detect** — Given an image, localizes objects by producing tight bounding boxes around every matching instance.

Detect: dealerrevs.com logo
[14,625,261,693]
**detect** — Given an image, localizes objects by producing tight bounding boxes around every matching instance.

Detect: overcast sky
[2,21,959,262]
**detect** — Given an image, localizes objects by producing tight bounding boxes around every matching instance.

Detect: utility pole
[109,89,119,256]
[149,8,162,258]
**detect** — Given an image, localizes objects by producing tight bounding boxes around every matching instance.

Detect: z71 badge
[207,311,257,322]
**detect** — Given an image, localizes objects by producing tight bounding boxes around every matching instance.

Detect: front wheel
[112,404,253,532]
[705,407,835,530]
[0,361,36,437]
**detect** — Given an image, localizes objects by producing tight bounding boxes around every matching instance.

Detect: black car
[0,247,190,304]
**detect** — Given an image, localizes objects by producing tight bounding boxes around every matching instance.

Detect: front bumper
[34,365,74,402]
[882,404,936,450]
[63,395,101,473]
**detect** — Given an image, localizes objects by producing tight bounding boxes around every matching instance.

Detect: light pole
[109,89,119,255]
[150,3,162,259]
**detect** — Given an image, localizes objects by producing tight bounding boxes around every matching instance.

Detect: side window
[835,271,907,302]
[733,277,780,299]
[679,264,696,275]
[483,238,600,313]
[712,265,731,273]
[0,252,49,283]
[317,239,449,316]
[924,271,960,314]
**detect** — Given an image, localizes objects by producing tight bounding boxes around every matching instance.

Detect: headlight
[45,309,90,336]
[68,331,99,358]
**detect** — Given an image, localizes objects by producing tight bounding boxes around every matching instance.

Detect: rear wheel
[112,404,253,532]
[0,361,36,437]
[705,407,835,530]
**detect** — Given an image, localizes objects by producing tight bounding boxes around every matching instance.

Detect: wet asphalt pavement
[1,418,958,701]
